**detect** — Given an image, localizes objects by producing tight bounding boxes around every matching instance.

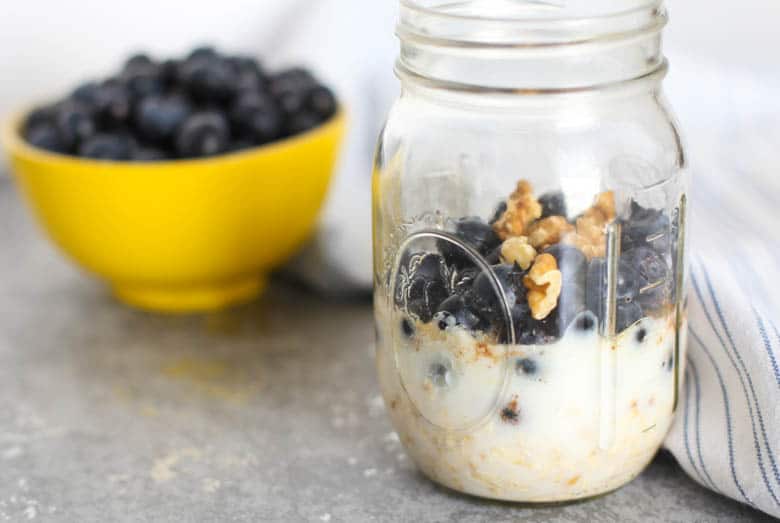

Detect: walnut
[493,180,542,240]
[561,191,615,259]
[526,216,575,250]
[500,237,537,270]
[523,253,562,320]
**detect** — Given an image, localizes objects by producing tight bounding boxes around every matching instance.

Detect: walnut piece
[523,253,562,320]
[561,191,615,259]
[493,180,543,240]
[500,236,537,270]
[526,216,575,250]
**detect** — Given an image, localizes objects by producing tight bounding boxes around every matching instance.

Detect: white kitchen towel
[662,58,780,518]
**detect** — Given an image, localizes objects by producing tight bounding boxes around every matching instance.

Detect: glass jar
[372,0,689,503]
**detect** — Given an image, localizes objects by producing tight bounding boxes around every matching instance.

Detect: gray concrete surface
[0,177,773,522]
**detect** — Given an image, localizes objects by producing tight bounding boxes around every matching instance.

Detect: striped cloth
[663,61,780,517]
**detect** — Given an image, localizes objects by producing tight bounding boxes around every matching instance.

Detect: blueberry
[489,201,507,225]
[472,264,524,316]
[55,103,96,149]
[132,147,169,162]
[230,91,283,144]
[277,90,307,117]
[621,201,670,253]
[25,123,67,153]
[500,397,521,424]
[187,46,218,62]
[25,104,59,129]
[575,311,598,332]
[586,256,642,315]
[268,68,317,97]
[175,111,230,158]
[539,191,567,218]
[428,362,452,388]
[306,86,337,120]
[409,253,445,282]
[284,111,321,136]
[92,80,133,127]
[433,310,456,331]
[441,217,501,268]
[436,295,483,331]
[121,62,165,100]
[124,53,154,71]
[516,358,537,375]
[78,133,135,160]
[71,82,101,106]
[617,300,643,332]
[161,59,182,87]
[452,267,478,295]
[401,317,415,338]
[624,246,670,310]
[544,244,586,286]
[636,327,648,343]
[666,352,675,371]
[180,57,238,103]
[484,245,501,265]
[135,95,191,143]
[407,284,448,323]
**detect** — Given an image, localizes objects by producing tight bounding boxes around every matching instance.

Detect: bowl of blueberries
[3,46,346,313]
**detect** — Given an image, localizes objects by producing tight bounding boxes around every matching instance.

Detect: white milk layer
[376,300,687,502]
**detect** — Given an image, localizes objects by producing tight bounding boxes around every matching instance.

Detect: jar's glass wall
[373,0,688,504]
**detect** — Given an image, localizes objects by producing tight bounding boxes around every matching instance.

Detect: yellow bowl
[3,110,346,313]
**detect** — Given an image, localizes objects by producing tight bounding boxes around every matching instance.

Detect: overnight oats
[373,0,688,503]
[374,180,687,502]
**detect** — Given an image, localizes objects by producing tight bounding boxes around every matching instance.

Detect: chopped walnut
[493,180,542,240]
[526,216,575,250]
[523,253,562,320]
[561,191,615,259]
[500,236,537,270]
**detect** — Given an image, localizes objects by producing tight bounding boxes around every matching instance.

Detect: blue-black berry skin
[174,111,230,158]
[78,133,135,160]
[539,191,567,219]
[22,47,338,160]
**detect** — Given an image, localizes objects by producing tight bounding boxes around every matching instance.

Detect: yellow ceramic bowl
[3,110,346,313]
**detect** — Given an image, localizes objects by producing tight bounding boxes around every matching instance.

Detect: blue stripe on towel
[689,358,719,493]
[692,267,779,508]
[753,306,780,390]
[683,365,705,486]
[690,328,753,506]
[700,262,780,496]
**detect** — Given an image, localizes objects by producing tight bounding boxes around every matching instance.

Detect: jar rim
[400,0,661,24]
[398,0,666,47]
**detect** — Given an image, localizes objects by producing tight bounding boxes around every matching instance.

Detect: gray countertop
[0,177,772,522]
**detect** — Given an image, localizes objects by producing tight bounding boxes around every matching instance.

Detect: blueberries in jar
[175,111,230,158]
[407,278,449,323]
[574,310,598,332]
[516,357,538,376]
[624,246,671,310]
[539,191,567,219]
[617,300,644,332]
[489,201,507,225]
[621,201,671,253]
[435,295,483,331]
[544,244,586,287]
[440,217,501,268]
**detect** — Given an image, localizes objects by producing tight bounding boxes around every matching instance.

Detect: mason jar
[372,0,689,503]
